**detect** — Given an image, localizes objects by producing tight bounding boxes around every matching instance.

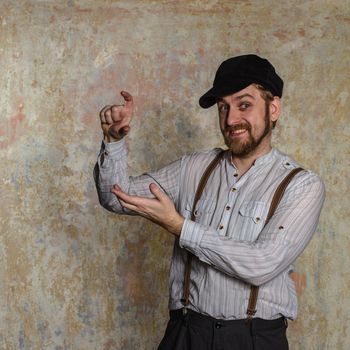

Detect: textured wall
[0,1,349,349]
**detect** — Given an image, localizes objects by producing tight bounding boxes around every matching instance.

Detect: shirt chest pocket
[184,197,216,225]
[237,201,269,241]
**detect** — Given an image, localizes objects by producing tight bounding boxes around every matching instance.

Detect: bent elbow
[97,192,122,213]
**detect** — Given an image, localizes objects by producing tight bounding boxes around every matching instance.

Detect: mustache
[224,123,251,132]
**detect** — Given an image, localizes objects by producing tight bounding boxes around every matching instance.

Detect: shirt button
[104,150,109,156]
[194,209,199,217]
[233,173,238,177]
[226,206,231,211]
[231,187,237,192]
[215,322,222,329]
[219,225,224,230]
[256,217,260,222]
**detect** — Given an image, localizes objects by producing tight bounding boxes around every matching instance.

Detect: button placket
[218,185,239,235]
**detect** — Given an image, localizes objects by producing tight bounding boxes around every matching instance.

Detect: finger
[111,186,143,206]
[111,185,124,197]
[120,91,133,110]
[108,124,130,140]
[99,105,111,124]
[115,193,155,218]
[104,108,113,125]
[149,183,167,202]
[118,198,140,213]
[111,104,125,121]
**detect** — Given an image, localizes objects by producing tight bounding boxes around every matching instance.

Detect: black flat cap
[199,54,284,108]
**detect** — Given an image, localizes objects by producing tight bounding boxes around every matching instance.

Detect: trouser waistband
[169,308,287,331]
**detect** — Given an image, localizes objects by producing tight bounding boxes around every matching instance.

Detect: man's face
[217,85,280,158]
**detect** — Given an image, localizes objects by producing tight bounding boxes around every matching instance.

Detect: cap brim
[199,80,254,109]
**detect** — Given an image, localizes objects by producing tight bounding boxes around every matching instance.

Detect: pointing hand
[99,91,133,142]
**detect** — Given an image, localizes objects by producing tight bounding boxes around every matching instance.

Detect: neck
[231,144,272,177]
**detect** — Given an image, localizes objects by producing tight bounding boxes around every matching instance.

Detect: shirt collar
[253,148,278,166]
[226,148,278,169]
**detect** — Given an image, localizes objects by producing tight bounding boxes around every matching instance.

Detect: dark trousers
[157,309,289,350]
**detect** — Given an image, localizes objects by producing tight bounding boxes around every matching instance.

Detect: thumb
[120,90,133,110]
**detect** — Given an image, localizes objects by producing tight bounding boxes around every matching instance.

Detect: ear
[269,97,281,123]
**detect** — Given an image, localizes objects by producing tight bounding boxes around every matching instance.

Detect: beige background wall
[0,1,349,349]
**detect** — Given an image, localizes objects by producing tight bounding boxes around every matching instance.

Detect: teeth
[232,129,246,134]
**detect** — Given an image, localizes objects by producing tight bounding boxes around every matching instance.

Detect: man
[94,54,325,349]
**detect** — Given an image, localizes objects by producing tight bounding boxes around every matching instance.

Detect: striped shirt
[94,139,325,320]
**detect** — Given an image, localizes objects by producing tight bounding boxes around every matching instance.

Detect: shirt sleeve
[179,171,325,286]
[93,139,182,214]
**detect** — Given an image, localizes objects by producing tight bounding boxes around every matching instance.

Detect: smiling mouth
[228,128,249,138]
[230,129,247,135]
[225,123,251,138]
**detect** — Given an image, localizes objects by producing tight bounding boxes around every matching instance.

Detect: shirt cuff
[179,219,205,255]
[102,138,127,159]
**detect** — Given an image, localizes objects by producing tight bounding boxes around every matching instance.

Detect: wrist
[103,133,122,143]
[169,215,184,237]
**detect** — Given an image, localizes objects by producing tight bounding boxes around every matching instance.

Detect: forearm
[94,139,182,214]
[94,139,130,213]
[180,220,312,286]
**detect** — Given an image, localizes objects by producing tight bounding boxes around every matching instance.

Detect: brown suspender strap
[246,167,304,322]
[181,150,226,307]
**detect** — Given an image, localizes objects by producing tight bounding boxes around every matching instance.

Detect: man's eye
[219,104,229,113]
[239,102,251,110]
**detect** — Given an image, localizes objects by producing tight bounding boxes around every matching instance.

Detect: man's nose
[226,107,241,126]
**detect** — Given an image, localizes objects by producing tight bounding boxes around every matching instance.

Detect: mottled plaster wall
[0,1,349,349]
